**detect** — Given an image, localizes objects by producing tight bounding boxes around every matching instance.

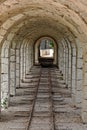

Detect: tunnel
[34,37,58,67]
[0,0,87,129]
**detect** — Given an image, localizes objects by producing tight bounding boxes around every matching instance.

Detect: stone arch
[34,36,58,66]
[0,0,87,123]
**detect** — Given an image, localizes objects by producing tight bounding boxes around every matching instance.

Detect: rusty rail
[27,69,42,130]
[48,68,55,130]
[27,67,55,130]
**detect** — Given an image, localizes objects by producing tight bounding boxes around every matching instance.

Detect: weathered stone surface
[0,0,87,125]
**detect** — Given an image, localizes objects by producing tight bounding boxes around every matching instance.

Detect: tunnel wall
[0,0,87,123]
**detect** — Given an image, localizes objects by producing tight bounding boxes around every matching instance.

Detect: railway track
[26,67,57,130]
[1,65,85,130]
[24,65,71,130]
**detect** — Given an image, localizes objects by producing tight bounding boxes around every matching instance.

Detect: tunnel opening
[34,36,58,67]
[39,38,54,67]
[39,38,54,58]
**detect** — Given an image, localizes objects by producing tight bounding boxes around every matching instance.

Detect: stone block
[85,62,87,70]
[82,99,87,109]
[16,57,19,63]
[0,28,7,36]
[10,49,15,55]
[77,58,83,68]
[10,87,16,96]
[16,78,20,85]
[16,64,20,70]
[76,80,82,90]
[10,71,15,78]
[10,56,15,62]
[72,85,76,94]
[76,90,82,103]
[16,72,19,77]
[1,74,8,82]
[4,49,9,57]
[11,14,24,21]
[84,73,87,85]
[72,76,76,80]
[83,87,87,99]
[0,35,4,43]
[1,58,8,64]
[10,63,15,70]
[1,82,8,90]
[78,49,83,58]
[82,111,87,123]
[16,49,19,55]
[77,69,82,79]
[2,19,14,30]
[1,64,8,73]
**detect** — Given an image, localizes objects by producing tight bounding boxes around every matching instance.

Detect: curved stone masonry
[0,0,87,124]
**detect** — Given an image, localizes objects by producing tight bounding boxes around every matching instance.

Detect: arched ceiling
[0,0,87,47]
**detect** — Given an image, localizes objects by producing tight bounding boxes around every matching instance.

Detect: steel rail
[48,68,55,130]
[27,69,41,130]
